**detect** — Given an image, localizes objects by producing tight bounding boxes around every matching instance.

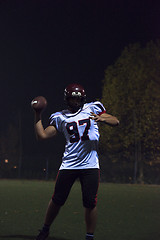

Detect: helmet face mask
[64,83,86,112]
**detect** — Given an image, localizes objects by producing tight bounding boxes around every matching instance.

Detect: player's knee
[83,197,97,209]
[52,195,66,206]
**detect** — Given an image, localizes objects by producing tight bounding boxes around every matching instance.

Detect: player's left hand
[90,112,120,126]
[90,112,105,122]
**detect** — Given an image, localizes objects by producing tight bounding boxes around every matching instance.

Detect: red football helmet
[64,83,86,111]
[64,83,86,99]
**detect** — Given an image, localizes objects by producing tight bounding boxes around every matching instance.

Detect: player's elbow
[36,130,57,141]
[107,119,120,127]
[115,119,120,126]
[35,132,48,141]
[36,134,45,141]
[112,119,120,126]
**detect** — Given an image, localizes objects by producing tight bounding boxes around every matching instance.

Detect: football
[31,96,47,112]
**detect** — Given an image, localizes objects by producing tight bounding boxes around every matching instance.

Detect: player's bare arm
[90,112,119,126]
[34,112,57,140]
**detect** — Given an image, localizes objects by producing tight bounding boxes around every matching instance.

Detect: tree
[100,40,160,183]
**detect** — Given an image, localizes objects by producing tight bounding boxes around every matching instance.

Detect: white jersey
[49,101,106,170]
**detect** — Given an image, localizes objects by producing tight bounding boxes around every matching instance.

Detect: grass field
[0,180,160,240]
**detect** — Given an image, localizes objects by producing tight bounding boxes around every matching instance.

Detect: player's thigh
[79,169,100,208]
[52,170,77,206]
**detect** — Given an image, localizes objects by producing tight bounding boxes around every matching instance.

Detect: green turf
[0,180,160,240]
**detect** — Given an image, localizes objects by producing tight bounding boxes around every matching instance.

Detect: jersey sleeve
[49,112,63,132]
[91,101,106,115]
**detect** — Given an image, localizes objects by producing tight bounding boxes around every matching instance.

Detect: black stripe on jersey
[95,103,105,112]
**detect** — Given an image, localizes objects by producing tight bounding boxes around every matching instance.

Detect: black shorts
[52,169,100,209]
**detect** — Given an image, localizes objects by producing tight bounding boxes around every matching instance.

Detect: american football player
[33,83,119,240]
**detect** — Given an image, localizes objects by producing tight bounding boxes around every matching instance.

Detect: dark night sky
[0,0,160,155]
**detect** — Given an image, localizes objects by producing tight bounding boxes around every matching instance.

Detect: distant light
[13,166,17,169]
[43,168,46,172]
[5,159,8,163]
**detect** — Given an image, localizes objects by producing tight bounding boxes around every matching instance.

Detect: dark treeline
[100,40,160,184]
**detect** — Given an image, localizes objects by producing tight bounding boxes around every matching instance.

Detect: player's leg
[43,199,61,226]
[35,170,77,240]
[79,169,100,240]
[35,200,61,240]
[85,207,97,239]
